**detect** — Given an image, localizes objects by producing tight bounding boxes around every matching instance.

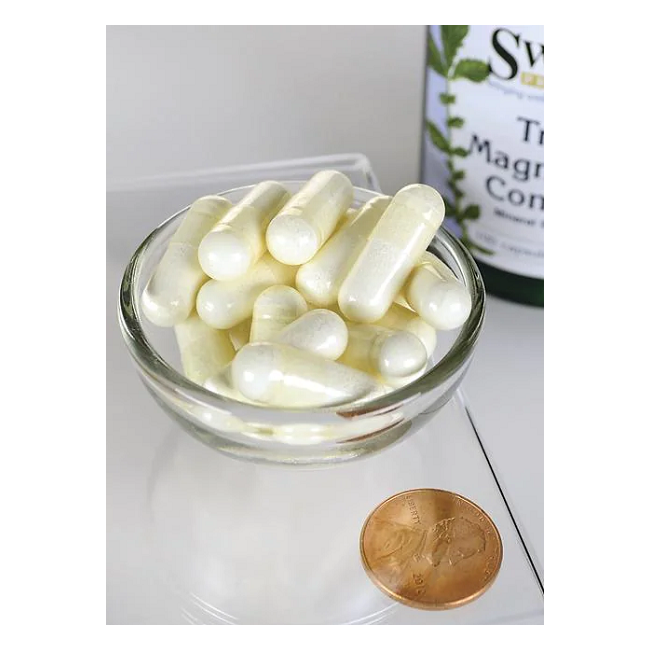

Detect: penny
[359,489,503,610]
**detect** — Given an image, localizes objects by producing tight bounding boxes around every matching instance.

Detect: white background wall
[107,26,427,193]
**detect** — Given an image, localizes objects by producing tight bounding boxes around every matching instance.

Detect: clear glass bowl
[118,182,486,465]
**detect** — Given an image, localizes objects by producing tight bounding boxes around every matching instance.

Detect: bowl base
[145,418,440,624]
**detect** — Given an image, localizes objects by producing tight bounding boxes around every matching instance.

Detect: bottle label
[422,25,544,279]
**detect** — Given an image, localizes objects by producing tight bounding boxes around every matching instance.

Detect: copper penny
[360,489,503,610]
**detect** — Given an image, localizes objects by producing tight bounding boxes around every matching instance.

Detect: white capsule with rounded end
[231,342,382,408]
[404,263,471,331]
[196,253,297,330]
[250,285,308,342]
[266,170,353,265]
[143,195,232,326]
[174,311,235,385]
[382,363,429,389]
[228,318,252,351]
[274,309,348,360]
[296,195,391,306]
[378,331,428,378]
[377,303,437,357]
[338,324,427,380]
[338,184,445,323]
[395,251,457,309]
[203,365,253,403]
[417,251,458,281]
[198,181,290,281]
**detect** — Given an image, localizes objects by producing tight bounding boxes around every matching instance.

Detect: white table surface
[462,297,544,585]
[106,157,543,624]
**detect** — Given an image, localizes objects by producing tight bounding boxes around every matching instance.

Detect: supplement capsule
[274,309,348,360]
[418,250,458,281]
[174,311,235,385]
[266,170,353,265]
[338,184,445,323]
[296,195,391,306]
[377,303,437,357]
[196,253,297,330]
[382,364,429,389]
[231,342,382,408]
[338,324,427,380]
[228,318,252,351]
[143,195,232,326]
[204,365,251,402]
[404,261,472,331]
[198,181,290,281]
[250,285,308,342]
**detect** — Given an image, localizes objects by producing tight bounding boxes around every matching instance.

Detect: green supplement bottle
[421,25,544,306]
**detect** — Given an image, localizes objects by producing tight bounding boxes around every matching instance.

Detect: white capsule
[296,195,391,306]
[381,364,429,389]
[196,253,297,330]
[231,342,382,408]
[250,285,308,342]
[228,318,252,351]
[274,309,348,360]
[338,324,427,380]
[174,311,235,385]
[418,250,458,281]
[404,262,472,331]
[338,184,445,323]
[198,181,290,281]
[376,303,437,357]
[203,365,251,402]
[266,170,353,265]
[143,195,232,326]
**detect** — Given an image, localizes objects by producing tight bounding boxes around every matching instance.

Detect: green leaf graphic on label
[427,32,448,76]
[453,59,490,82]
[441,25,468,65]
[461,205,480,220]
[433,26,492,255]
[427,121,450,153]
[442,196,456,217]
[469,242,494,256]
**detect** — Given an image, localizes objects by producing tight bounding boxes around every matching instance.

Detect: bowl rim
[118,182,485,424]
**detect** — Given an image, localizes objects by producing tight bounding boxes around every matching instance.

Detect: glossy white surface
[295,195,390,307]
[231,342,379,407]
[266,170,353,265]
[339,324,426,382]
[250,285,308,343]
[405,264,472,331]
[338,185,445,323]
[198,181,289,280]
[174,312,234,385]
[274,309,348,361]
[196,253,297,330]
[142,196,231,326]
[377,304,438,358]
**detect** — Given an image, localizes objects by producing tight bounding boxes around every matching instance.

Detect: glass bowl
[118,182,485,465]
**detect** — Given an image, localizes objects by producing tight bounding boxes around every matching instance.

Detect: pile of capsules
[142,170,471,409]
